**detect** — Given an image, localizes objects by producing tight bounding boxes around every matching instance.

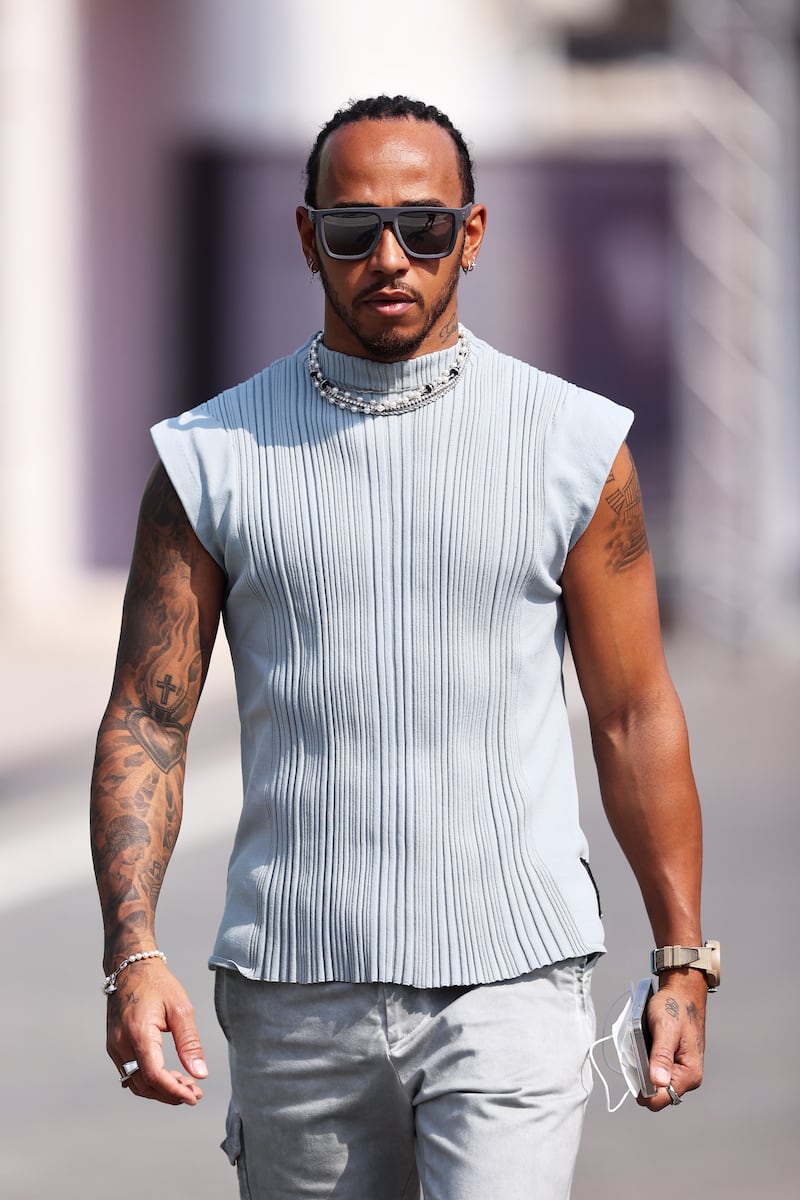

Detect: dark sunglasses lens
[397,210,457,257]
[321,212,380,258]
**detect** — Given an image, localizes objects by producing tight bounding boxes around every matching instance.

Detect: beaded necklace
[307,330,470,416]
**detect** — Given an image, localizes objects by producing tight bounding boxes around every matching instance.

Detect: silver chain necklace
[307,330,470,416]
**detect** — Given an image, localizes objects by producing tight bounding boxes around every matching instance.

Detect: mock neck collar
[314,329,469,400]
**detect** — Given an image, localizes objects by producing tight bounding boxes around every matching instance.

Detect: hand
[106,959,208,1105]
[638,969,707,1112]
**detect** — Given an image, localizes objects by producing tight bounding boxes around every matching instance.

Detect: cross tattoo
[155,674,178,706]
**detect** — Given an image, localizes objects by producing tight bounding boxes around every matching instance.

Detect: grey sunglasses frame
[307,204,474,261]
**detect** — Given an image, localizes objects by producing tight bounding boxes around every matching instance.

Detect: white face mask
[589,993,646,1112]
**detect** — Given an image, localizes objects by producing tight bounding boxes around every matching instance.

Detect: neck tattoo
[307,330,470,416]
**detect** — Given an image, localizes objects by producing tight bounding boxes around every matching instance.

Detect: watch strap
[651,940,721,989]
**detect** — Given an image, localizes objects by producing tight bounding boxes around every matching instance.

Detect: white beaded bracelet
[102,950,167,995]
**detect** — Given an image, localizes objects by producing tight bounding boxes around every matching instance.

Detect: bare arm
[561,443,706,1112]
[91,462,225,1105]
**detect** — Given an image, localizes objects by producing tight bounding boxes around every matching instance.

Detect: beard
[315,256,462,362]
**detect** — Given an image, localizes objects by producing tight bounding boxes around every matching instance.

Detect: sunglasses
[307,204,474,261]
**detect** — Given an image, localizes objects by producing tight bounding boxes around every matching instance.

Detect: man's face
[297,119,486,361]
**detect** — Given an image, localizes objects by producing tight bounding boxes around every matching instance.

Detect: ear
[296,206,317,268]
[461,204,487,272]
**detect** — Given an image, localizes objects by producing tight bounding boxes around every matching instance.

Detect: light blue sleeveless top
[152,330,633,986]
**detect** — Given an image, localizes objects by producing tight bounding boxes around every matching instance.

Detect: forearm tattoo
[604,460,649,572]
[91,467,211,962]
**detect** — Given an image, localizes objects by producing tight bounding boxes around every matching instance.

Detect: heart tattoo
[128,709,185,773]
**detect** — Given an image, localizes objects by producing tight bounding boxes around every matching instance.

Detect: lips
[360,288,419,316]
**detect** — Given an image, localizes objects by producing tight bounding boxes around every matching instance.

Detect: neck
[307,327,470,416]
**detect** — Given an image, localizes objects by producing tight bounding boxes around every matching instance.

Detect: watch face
[704,940,721,988]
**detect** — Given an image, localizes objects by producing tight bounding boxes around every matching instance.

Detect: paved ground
[1,603,798,1199]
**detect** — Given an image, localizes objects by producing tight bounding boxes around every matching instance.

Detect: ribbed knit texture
[152,330,633,986]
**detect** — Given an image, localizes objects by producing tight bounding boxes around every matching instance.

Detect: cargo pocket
[220,1101,253,1200]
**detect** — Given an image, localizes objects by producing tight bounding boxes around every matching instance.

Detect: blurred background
[1,1,798,1197]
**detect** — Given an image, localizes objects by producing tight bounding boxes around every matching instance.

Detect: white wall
[0,0,85,630]
[166,0,544,154]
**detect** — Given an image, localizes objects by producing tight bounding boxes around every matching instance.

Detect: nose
[368,224,409,272]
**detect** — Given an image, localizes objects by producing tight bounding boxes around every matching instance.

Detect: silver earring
[307,257,318,284]
[462,258,476,275]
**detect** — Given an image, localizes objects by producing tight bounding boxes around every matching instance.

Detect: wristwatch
[651,940,721,990]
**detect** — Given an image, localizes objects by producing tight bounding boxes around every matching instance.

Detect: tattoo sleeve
[604,458,649,572]
[90,465,221,970]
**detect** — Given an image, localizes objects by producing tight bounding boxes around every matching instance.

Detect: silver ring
[119,1059,140,1087]
[666,1083,682,1106]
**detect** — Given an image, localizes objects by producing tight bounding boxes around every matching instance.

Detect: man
[91,95,713,1199]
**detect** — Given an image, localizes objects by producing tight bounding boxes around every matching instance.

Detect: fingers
[113,1027,205,1105]
[110,1034,205,1104]
[106,968,207,1106]
[114,1053,204,1105]
[121,1063,205,1106]
[637,1080,685,1112]
[170,1003,209,1083]
[638,974,707,1113]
